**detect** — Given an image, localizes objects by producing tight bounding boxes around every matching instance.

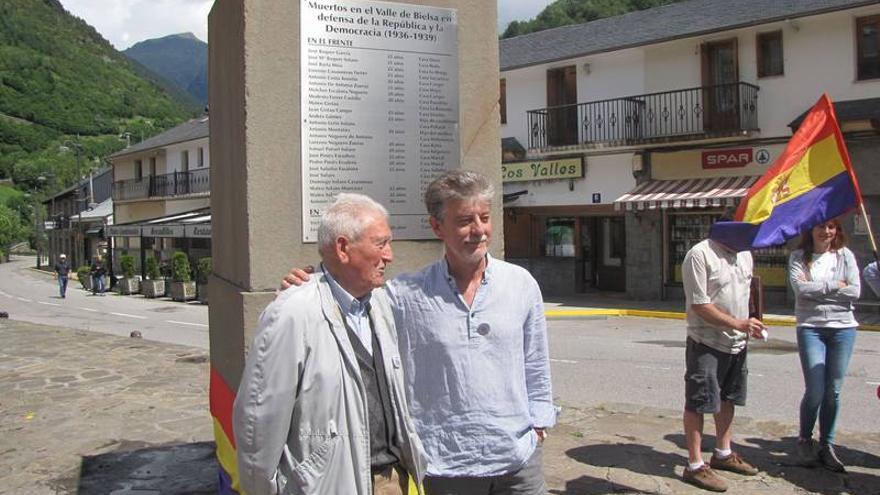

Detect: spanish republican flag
[709,94,862,251]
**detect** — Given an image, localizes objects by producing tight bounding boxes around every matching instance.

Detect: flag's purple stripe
[709,172,857,251]
[218,467,237,495]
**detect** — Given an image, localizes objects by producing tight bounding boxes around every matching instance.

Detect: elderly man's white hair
[318,193,389,253]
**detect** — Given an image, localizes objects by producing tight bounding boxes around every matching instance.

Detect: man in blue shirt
[285,171,557,494]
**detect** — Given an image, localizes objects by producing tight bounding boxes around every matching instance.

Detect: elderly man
[54,253,71,299]
[680,230,766,492]
[234,193,426,495]
[285,170,556,494]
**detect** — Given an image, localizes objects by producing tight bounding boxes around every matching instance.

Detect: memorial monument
[207,0,501,491]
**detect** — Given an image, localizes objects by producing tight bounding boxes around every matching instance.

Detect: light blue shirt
[324,265,373,354]
[387,254,557,477]
[864,261,880,298]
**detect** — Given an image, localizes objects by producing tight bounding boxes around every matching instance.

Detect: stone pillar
[207,0,500,489]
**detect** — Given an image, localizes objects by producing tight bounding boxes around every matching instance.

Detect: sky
[59,0,555,50]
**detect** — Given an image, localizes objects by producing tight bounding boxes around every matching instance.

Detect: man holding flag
[681,93,865,491]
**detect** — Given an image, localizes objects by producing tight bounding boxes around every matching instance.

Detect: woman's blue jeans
[797,326,857,445]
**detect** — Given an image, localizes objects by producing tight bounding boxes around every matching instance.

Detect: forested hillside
[502,0,686,38]
[0,0,192,193]
[125,33,208,106]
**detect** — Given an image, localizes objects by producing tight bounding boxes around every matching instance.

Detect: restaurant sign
[502,157,584,183]
[106,225,141,237]
[185,224,212,238]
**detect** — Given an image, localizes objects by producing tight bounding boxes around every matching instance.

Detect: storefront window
[667,212,788,287]
[544,218,576,257]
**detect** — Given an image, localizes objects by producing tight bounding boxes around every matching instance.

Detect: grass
[0,184,24,205]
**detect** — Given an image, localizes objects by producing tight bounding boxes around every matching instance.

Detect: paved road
[3,256,879,433]
[547,316,880,434]
[0,257,209,349]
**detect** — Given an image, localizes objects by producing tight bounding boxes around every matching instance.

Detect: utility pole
[61,138,85,267]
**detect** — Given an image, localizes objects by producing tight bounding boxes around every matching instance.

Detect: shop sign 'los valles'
[502,157,584,183]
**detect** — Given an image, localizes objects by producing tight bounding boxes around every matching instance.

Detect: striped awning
[614,176,758,211]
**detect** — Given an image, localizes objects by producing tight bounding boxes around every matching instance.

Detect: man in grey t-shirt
[680,236,766,492]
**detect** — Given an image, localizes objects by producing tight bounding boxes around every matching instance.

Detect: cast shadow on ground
[564,441,688,494]
[665,433,880,495]
[74,440,217,494]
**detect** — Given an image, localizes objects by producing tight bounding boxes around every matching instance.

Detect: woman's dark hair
[797,218,848,268]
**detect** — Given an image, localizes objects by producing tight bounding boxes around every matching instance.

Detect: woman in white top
[788,219,860,472]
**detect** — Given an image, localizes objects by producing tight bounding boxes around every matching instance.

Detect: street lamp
[60,138,85,267]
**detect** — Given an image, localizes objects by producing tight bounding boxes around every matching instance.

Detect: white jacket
[233,269,426,494]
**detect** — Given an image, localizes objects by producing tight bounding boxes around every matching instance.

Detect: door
[546,66,578,146]
[595,217,626,292]
[701,39,739,131]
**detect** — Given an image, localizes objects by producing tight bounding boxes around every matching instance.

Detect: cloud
[60,0,550,49]
[60,0,212,49]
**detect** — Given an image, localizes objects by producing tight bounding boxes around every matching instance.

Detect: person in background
[680,228,765,493]
[90,256,107,296]
[861,259,880,298]
[788,219,860,472]
[54,253,71,299]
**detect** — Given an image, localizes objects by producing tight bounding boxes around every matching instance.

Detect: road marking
[0,291,9,297]
[635,365,672,371]
[867,381,880,386]
[111,312,148,320]
[166,320,209,328]
[550,358,578,364]
[16,297,32,302]
[79,307,99,313]
[37,301,60,307]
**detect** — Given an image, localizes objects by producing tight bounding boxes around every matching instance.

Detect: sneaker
[710,452,759,476]
[683,465,728,492]
[796,438,819,466]
[819,444,846,473]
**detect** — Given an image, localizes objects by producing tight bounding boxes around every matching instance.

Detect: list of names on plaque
[301,0,459,242]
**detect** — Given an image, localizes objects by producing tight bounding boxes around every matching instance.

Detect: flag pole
[859,202,880,267]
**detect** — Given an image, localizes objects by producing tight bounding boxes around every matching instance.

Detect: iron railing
[526,82,759,149]
[112,168,211,201]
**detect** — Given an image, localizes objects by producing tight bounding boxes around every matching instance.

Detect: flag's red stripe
[210,366,236,448]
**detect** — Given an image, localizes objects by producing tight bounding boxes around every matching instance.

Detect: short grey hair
[424,170,494,221]
[318,193,388,252]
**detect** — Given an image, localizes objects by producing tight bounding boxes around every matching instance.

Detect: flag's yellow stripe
[741,134,846,223]
[214,418,242,494]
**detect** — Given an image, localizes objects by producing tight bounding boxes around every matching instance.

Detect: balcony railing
[526,82,759,149]
[112,168,210,201]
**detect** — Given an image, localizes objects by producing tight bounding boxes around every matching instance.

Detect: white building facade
[499,0,880,301]
[107,117,211,277]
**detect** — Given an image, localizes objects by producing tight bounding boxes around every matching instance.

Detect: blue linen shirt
[864,262,880,298]
[386,254,557,477]
[324,266,374,354]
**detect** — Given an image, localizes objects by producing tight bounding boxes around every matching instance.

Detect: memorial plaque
[301,0,459,242]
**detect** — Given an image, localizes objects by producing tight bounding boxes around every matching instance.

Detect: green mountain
[0,0,193,194]
[502,0,686,38]
[124,33,208,107]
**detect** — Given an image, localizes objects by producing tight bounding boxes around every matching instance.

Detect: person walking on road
[788,219,860,472]
[680,227,766,492]
[90,256,107,296]
[54,253,71,299]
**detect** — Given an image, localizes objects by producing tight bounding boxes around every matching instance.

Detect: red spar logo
[702,149,753,169]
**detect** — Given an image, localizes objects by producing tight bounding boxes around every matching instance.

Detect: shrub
[145,256,161,280]
[171,251,191,283]
[196,257,212,284]
[120,255,136,279]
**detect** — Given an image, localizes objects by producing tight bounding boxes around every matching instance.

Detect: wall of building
[502,152,635,208]
[501,4,880,148]
[624,209,663,300]
[165,137,210,173]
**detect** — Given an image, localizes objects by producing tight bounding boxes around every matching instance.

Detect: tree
[0,203,27,249]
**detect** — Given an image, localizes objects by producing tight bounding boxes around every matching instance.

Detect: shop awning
[614,176,758,211]
[106,208,211,238]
